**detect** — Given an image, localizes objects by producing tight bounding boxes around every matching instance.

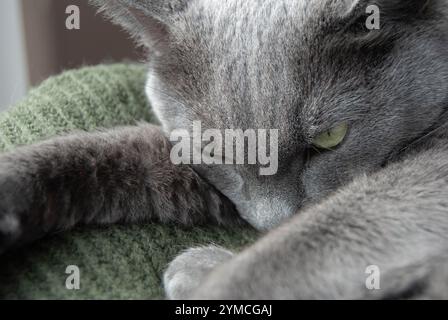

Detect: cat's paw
[0,162,33,255]
[163,246,234,300]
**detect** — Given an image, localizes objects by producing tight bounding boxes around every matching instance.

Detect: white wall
[0,0,29,111]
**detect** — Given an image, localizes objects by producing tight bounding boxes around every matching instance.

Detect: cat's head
[93,0,448,230]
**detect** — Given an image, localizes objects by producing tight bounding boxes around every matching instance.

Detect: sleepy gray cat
[1,0,448,299]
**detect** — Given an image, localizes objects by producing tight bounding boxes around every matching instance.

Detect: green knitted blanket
[0,64,258,300]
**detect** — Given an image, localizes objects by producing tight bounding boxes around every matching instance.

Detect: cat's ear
[90,0,191,52]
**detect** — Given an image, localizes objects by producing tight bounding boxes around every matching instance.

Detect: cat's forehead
[188,0,333,48]
[153,0,390,148]
[162,0,348,129]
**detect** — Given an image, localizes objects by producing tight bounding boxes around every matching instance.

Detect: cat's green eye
[312,123,348,149]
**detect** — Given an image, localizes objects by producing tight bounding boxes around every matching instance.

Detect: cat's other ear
[90,0,191,52]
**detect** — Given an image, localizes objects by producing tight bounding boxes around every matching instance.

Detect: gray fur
[191,138,448,299]
[103,0,448,299]
[0,124,241,254]
[114,0,448,230]
[1,0,448,299]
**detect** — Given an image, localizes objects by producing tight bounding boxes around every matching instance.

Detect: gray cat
[2,0,448,299]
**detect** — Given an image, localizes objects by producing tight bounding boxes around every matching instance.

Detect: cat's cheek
[145,74,193,136]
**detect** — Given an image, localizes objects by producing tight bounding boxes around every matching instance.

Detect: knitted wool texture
[0,64,257,299]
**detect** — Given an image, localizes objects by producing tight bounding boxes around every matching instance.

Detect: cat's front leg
[164,246,234,300]
[0,124,240,254]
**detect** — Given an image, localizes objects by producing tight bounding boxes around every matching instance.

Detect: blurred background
[0,0,145,111]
